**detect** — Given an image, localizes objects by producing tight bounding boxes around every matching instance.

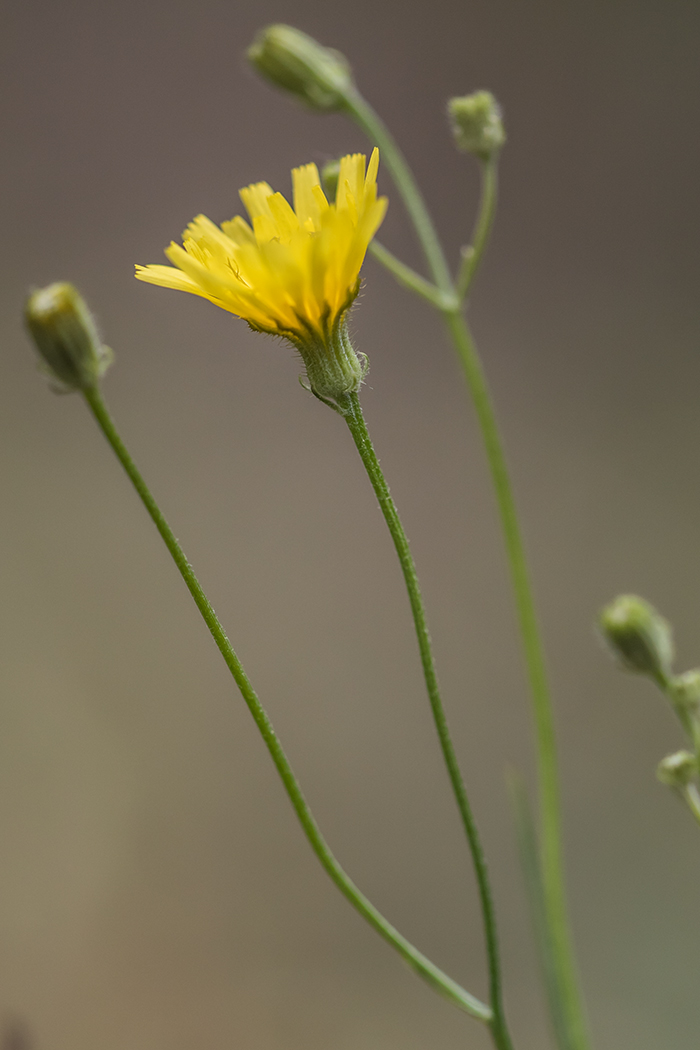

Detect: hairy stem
[337,390,513,1050]
[81,381,491,1023]
[341,85,590,1050]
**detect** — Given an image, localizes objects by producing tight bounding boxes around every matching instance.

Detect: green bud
[598,594,674,679]
[670,669,700,710]
[657,750,697,788]
[25,283,113,391]
[321,159,341,202]
[448,91,506,161]
[248,25,354,112]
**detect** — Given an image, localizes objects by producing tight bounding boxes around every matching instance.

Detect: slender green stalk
[342,89,453,294]
[443,309,588,1050]
[659,674,700,758]
[341,87,590,1050]
[683,784,700,827]
[369,240,452,310]
[509,774,571,1050]
[336,390,513,1050]
[80,382,491,1024]
[650,673,700,830]
[456,158,498,301]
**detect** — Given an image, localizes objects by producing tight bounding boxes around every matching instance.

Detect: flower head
[136,150,386,341]
[136,150,386,406]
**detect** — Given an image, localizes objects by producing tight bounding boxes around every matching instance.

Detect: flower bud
[670,669,700,710]
[25,283,113,391]
[321,159,341,202]
[657,750,697,788]
[448,91,506,161]
[248,25,354,112]
[598,594,674,679]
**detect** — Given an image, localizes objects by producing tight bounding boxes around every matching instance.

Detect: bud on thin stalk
[669,669,700,711]
[248,25,354,112]
[657,750,697,789]
[598,594,674,680]
[448,92,506,162]
[25,282,113,392]
[668,668,700,750]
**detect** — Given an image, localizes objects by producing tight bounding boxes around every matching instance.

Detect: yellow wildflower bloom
[135,149,386,344]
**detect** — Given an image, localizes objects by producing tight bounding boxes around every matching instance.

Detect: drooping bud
[448,91,506,161]
[321,159,341,202]
[598,594,674,680]
[25,283,113,392]
[248,25,354,112]
[657,750,697,788]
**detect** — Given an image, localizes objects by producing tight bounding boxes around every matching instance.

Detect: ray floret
[136,150,386,344]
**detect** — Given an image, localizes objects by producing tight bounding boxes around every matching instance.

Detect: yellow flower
[135,149,386,345]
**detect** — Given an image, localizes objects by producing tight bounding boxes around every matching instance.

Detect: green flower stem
[341,86,590,1050]
[660,675,700,758]
[342,89,453,294]
[443,308,588,1050]
[336,390,513,1050]
[81,381,491,1025]
[651,675,700,829]
[509,773,572,1050]
[368,240,452,310]
[456,158,498,301]
[682,783,700,827]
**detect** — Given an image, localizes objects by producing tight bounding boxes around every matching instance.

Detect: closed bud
[321,159,341,202]
[25,283,113,391]
[657,750,696,788]
[448,91,506,161]
[248,25,353,112]
[670,669,700,710]
[599,594,674,679]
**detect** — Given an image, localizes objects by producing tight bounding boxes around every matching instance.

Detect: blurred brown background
[2,0,700,1048]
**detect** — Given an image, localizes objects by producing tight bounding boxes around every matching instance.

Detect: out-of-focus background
[2,1,700,1048]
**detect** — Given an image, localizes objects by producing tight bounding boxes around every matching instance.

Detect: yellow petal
[136,151,387,338]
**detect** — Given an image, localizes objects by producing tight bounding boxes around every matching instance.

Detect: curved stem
[369,240,452,309]
[80,382,491,1024]
[342,89,453,294]
[336,390,513,1050]
[440,313,589,1050]
[456,158,498,301]
[339,81,589,1048]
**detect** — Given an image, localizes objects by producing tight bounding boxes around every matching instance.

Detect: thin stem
[509,773,572,1050]
[646,674,700,829]
[340,84,590,1049]
[440,312,589,1050]
[456,158,498,301]
[659,675,700,758]
[683,784,700,827]
[80,382,491,1024]
[369,240,453,310]
[336,390,513,1050]
[342,89,453,294]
